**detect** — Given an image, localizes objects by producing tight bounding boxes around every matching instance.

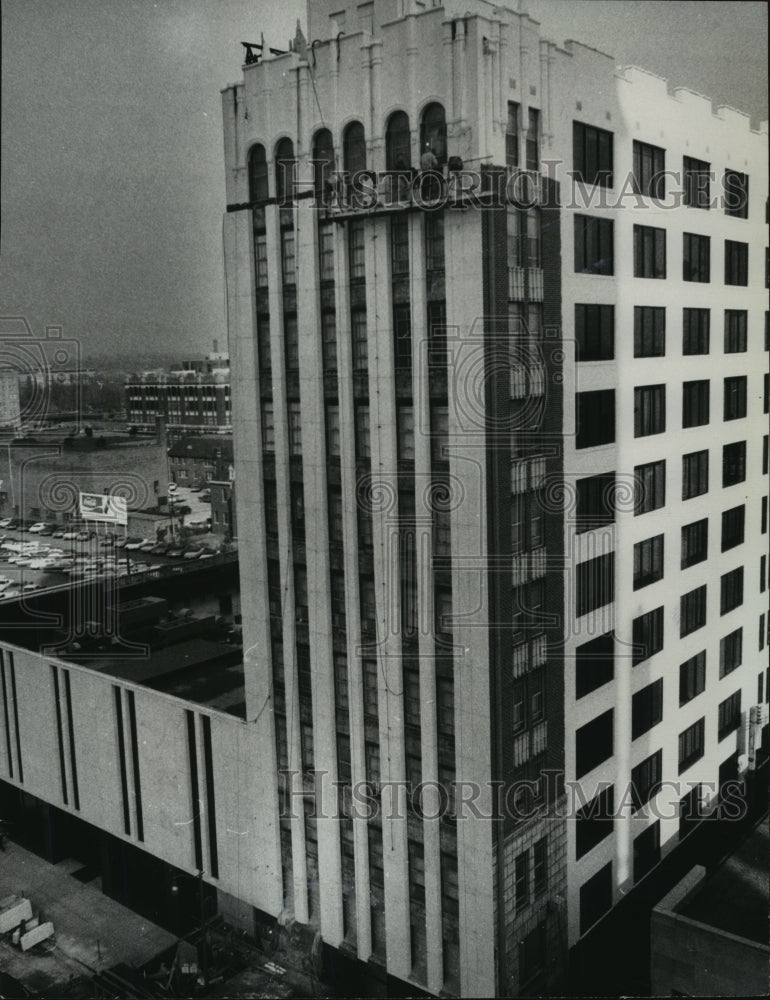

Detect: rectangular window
[683,308,710,355]
[575,709,614,778]
[633,821,660,883]
[632,607,664,666]
[724,169,749,218]
[724,240,748,285]
[634,384,666,437]
[575,785,614,859]
[634,225,666,278]
[261,401,275,452]
[722,441,746,487]
[326,405,341,457]
[683,233,710,282]
[397,406,415,462]
[574,215,614,275]
[632,678,663,739]
[349,221,365,279]
[724,310,747,353]
[431,406,449,465]
[723,376,747,421]
[576,552,615,617]
[720,566,743,615]
[321,312,337,371]
[682,380,710,428]
[680,584,707,637]
[281,229,296,285]
[634,460,665,515]
[573,121,613,187]
[506,102,519,168]
[526,108,540,172]
[634,306,665,358]
[630,750,662,811]
[576,472,615,533]
[633,534,664,590]
[351,312,368,371]
[425,213,445,272]
[575,632,614,699]
[721,505,745,551]
[719,628,742,678]
[284,315,299,371]
[355,405,371,461]
[683,156,710,209]
[288,401,302,456]
[257,318,272,371]
[576,389,615,448]
[718,690,741,740]
[682,450,709,500]
[363,660,378,717]
[679,719,706,774]
[680,651,706,705]
[575,304,614,361]
[633,140,665,198]
[681,518,708,569]
[526,208,541,268]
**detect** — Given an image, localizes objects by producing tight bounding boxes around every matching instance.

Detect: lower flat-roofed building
[650,813,770,997]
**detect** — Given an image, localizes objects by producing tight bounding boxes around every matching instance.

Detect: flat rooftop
[680,813,769,945]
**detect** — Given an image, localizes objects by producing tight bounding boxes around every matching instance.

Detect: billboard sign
[79,492,128,526]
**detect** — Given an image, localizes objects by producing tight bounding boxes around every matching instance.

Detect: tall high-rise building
[221,1,767,996]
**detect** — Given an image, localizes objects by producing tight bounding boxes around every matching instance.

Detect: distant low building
[125,347,231,437]
[209,467,236,539]
[0,369,21,432]
[168,436,234,487]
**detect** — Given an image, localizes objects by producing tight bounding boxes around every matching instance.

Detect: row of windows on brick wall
[574,216,750,285]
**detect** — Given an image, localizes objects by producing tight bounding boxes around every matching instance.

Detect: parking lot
[0,488,224,602]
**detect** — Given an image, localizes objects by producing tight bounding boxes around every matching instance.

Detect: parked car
[22,582,41,592]
[138,540,157,552]
[6,519,22,530]
[38,525,55,536]
[124,538,147,551]
[28,523,48,534]
[183,549,203,560]
[52,529,66,539]
[1,589,21,600]
[0,518,13,529]
[75,531,92,542]
[100,536,117,547]
[150,543,169,555]
[189,484,203,493]
[166,546,185,558]
[62,530,79,540]
[199,493,212,503]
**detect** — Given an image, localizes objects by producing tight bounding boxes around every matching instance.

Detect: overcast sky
[0,1,766,362]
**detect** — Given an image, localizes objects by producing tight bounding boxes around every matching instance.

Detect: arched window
[274,137,296,204]
[385,111,411,171]
[420,102,447,167]
[312,128,335,200]
[343,122,367,175]
[248,144,269,203]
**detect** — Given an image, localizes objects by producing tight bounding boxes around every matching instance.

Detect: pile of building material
[0,893,54,950]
